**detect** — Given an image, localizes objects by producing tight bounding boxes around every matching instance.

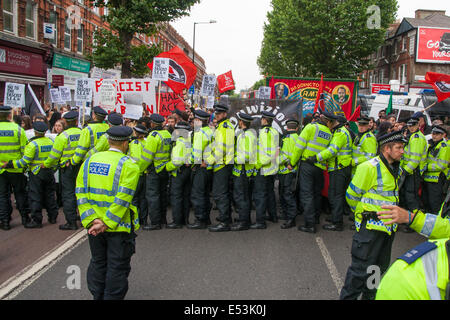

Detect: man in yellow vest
[76,125,139,300]
[340,130,407,300]
[0,105,29,230]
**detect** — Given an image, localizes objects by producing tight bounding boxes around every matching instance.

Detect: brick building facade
[0,0,206,104]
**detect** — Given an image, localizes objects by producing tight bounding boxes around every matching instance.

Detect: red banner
[217,70,235,93]
[157,92,186,117]
[416,27,450,64]
[269,77,358,119]
[420,72,450,102]
[371,83,391,94]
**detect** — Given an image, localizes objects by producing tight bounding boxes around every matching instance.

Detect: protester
[21,115,32,130]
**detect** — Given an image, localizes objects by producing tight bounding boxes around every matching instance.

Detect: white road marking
[315,236,344,296]
[0,229,87,300]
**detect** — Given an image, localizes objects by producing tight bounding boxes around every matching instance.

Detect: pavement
[1,205,425,300]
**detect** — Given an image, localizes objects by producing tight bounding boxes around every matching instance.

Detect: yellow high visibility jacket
[76,149,140,233]
[191,126,213,170]
[85,134,110,159]
[206,119,235,172]
[279,131,298,175]
[0,121,28,174]
[410,200,450,239]
[166,136,192,177]
[401,130,428,175]
[128,138,145,163]
[346,156,402,235]
[352,131,377,167]
[256,126,280,176]
[139,129,172,173]
[316,125,353,172]
[44,127,81,168]
[234,128,257,177]
[13,136,53,175]
[422,139,449,183]
[71,122,109,166]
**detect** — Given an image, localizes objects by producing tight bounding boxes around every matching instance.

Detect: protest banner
[74,79,93,102]
[217,71,235,93]
[258,86,271,100]
[200,74,216,97]
[4,82,25,108]
[49,88,63,104]
[98,79,117,111]
[151,57,170,82]
[158,92,186,117]
[59,86,71,102]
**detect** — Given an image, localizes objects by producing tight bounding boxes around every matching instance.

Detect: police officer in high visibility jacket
[252,111,280,230]
[230,112,257,231]
[422,125,449,214]
[4,121,58,228]
[207,104,235,232]
[315,116,353,231]
[85,112,124,158]
[188,109,214,230]
[293,111,335,233]
[166,121,192,229]
[279,118,300,229]
[352,116,378,169]
[375,238,449,300]
[340,131,406,300]
[70,106,109,167]
[76,125,139,300]
[139,113,172,230]
[43,110,81,230]
[128,124,148,227]
[0,105,29,230]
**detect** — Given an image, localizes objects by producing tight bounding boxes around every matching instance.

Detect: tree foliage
[258,0,398,78]
[88,0,200,78]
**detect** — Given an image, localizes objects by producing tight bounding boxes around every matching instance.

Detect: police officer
[128,124,149,227]
[71,106,109,167]
[340,131,406,300]
[252,111,279,230]
[188,109,214,230]
[139,113,171,230]
[207,104,235,232]
[279,119,300,229]
[422,125,449,214]
[293,111,335,233]
[44,110,81,230]
[399,115,428,231]
[352,116,378,169]
[0,105,29,230]
[230,112,256,231]
[315,115,353,231]
[166,121,192,228]
[76,125,140,300]
[85,112,124,158]
[4,121,58,228]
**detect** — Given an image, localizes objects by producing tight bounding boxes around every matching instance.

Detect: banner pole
[157,81,161,114]
[82,101,86,127]
[422,100,438,113]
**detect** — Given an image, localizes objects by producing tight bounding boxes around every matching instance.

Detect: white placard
[50,88,62,104]
[4,82,25,108]
[74,78,93,102]
[151,57,170,82]
[200,74,217,97]
[207,96,215,109]
[99,80,117,110]
[59,86,71,102]
[258,86,271,100]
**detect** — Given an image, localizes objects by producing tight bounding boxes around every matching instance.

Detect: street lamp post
[192,20,217,65]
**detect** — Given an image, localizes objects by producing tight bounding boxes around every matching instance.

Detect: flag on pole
[348,105,361,122]
[386,91,393,115]
[147,46,197,94]
[217,70,235,93]
[420,72,450,102]
[314,74,324,113]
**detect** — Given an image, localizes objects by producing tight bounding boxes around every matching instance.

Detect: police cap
[431,125,446,135]
[107,112,123,126]
[63,110,78,120]
[106,126,133,141]
[33,121,48,134]
[261,111,275,119]
[337,116,348,124]
[377,130,407,147]
[150,113,165,124]
[133,124,148,135]
[194,109,210,121]
[93,106,108,117]
[175,121,191,131]
[322,111,338,121]
[236,112,254,123]
[357,116,371,124]
[285,118,299,126]
[214,104,229,113]
[0,105,12,113]
[406,117,419,126]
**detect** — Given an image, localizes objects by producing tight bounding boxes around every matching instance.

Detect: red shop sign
[0,45,44,77]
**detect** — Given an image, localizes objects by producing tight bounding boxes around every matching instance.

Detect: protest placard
[59,86,71,102]
[74,79,93,102]
[258,86,272,100]
[200,75,216,97]
[50,88,62,104]
[151,57,170,82]
[4,82,25,108]
[99,79,117,111]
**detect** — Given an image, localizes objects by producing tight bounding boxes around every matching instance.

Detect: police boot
[21,214,31,226]
[0,220,11,231]
[143,224,162,231]
[322,223,344,232]
[59,222,78,230]
[231,222,250,231]
[187,220,207,230]
[25,220,43,229]
[298,224,316,234]
[166,222,183,229]
[208,222,231,232]
[281,219,296,229]
[250,222,267,230]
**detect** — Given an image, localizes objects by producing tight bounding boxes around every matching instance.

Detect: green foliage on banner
[258,0,398,78]
[88,0,200,78]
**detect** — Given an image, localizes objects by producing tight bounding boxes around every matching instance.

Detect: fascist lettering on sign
[4,82,25,108]
[74,79,93,102]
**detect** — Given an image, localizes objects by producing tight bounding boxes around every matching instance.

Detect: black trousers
[61,164,80,224]
[146,167,169,225]
[278,173,297,220]
[340,222,395,300]
[400,170,422,211]
[328,166,352,224]
[0,171,29,222]
[190,167,212,222]
[132,174,148,225]
[299,162,324,226]
[87,232,136,300]
[28,168,59,223]
[212,165,233,224]
[423,173,447,215]
[253,172,277,224]
[233,172,252,224]
[170,166,191,225]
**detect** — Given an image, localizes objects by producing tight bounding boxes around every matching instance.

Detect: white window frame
[49,11,58,47]
[64,20,72,51]
[77,24,83,54]
[25,0,37,40]
[409,36,415,55]
[2,0,17,35]
[401,37,407,52]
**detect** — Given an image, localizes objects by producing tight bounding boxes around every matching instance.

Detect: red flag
[348,105,361,122]
[217,70,235,93]
[147,46,197,94]
[314,74,324,113]
[420,72,450,102]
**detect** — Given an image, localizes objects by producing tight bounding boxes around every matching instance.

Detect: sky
[171,0,450,93]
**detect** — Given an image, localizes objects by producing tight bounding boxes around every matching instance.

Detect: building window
[394,39,398,55]
[49,11,58,47]
[77,25,84,53]
[25,0,37,39]
[380,69,385,84]
[3,0,16,34]
[64,20,72,51]
[409,36,415,55]
[401,37,407,51]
